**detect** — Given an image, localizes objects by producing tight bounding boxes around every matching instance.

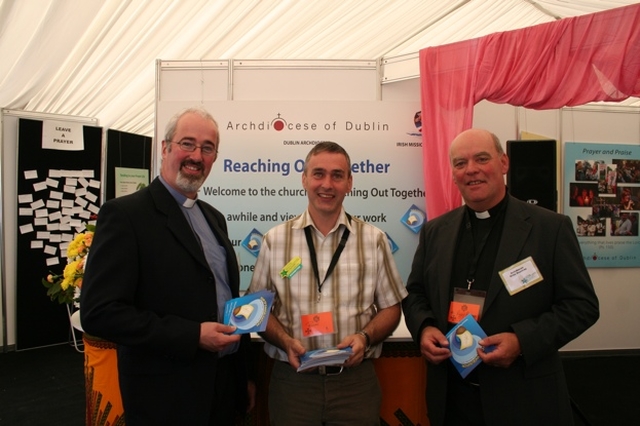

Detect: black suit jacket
[403,195,599,426]
[81,178,249,425]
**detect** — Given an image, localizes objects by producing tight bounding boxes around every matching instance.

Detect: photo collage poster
[564,142,640,267]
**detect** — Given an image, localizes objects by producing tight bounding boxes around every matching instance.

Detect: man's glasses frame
[170,140,218,156]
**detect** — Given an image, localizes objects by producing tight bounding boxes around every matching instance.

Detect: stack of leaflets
[297,347,353,373]
[223,289,275,335]
[445,313,495,378]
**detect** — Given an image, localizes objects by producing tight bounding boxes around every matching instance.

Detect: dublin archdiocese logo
[271,113,287,131]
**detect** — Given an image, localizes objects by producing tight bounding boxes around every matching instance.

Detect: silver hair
[164,106,219,146]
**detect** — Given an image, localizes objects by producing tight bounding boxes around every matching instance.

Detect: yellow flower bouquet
[42,224,95,305]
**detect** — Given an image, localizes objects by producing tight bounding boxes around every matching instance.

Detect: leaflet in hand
[445,314,495,378]
[223,289,274,334]
[297,347,353,373]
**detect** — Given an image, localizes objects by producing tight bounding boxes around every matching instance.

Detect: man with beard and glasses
[81,107,254,425]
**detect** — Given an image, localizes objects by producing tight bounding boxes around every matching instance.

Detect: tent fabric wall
[1,1,638,137]
[420,3,640,219]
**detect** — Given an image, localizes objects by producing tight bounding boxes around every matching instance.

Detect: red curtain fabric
[420,3,640,220]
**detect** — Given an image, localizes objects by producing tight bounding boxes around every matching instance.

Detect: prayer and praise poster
[564,142,640,268]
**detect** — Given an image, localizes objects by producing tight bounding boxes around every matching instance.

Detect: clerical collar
[158,175,198,208]
[182,198,197,208]
[467,193,509,220]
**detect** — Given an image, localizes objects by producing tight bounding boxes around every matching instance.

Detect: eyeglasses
[170,140,218,156]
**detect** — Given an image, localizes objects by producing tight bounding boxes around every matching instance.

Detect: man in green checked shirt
[247,141,407,425]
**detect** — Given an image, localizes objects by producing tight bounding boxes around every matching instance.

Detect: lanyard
[464,209,499,290]
[303,216,351,302]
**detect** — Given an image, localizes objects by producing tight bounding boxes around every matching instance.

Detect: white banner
[157,101,426,290]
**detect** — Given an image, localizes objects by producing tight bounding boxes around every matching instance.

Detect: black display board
[105,129,152,201]
[507,140,557,212]
[16,118,102,350]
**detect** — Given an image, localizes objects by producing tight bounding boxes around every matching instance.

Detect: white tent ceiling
[1,0,638,137]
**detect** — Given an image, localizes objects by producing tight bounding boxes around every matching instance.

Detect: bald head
[449,129,503,158]
[449,128,509,211]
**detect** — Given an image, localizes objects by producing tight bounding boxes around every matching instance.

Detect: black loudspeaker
[507,140,557,212]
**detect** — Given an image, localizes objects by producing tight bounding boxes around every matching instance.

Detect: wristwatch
[357,330,371,351]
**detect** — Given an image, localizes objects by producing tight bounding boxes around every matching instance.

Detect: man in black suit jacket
[402,128,599,426]
[81,107,252,425]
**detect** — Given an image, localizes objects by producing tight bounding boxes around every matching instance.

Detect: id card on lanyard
[449,288,486,322]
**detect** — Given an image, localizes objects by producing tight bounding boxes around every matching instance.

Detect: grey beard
[176,171,205,195]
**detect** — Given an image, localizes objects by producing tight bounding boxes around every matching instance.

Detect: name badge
[499,256,543,296]
[448,288,486,322]
[300,311,335,337]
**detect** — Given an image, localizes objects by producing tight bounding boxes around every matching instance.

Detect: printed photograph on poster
[564,143,640,267]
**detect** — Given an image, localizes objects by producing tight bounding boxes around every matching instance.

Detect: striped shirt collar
[292,208,355,235]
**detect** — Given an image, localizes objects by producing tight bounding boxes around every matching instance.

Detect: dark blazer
[403,195,599,426]
[81,178,249,425]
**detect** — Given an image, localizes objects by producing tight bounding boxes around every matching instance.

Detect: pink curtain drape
[420,3,640,220]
